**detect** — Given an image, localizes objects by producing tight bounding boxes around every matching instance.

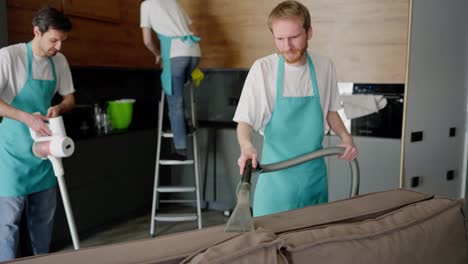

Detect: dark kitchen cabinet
[6,0,61,10]
[62,0,121,23]
[49,129,167,249]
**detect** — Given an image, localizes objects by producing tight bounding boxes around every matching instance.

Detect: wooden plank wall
[7,0,409,83]
[7,0,153,68]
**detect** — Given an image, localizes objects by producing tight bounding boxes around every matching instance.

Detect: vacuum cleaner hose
[259,147,359,197]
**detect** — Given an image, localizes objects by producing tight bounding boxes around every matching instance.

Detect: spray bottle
[30,116,80,250]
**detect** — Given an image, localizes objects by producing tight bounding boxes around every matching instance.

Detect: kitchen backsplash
[46,67,406,140]
[53,67,161,139]
[56,67,248,139]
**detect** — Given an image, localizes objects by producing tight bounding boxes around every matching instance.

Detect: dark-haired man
[0,7,75,260]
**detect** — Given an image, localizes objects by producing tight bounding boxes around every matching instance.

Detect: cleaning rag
[341,94,387,119]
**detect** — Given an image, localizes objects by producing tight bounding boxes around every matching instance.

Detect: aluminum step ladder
[150,86,202,237]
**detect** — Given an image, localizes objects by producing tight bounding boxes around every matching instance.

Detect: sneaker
[166,152,187,161]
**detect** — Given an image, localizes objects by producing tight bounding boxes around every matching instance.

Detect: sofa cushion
[182,229,284,264]
[280,197,467,264]
[9,190,465,264]
[255,189,434,234]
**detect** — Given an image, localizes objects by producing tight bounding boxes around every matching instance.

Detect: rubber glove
[191,67,204,87]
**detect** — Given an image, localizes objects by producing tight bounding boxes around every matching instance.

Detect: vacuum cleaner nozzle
[224,160,255,233]
[224,182,254,232]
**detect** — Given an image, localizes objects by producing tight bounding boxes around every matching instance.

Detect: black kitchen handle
[241,160,253,184]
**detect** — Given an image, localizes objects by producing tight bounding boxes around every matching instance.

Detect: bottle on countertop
[101,112,112,134]
[93,103,102,134]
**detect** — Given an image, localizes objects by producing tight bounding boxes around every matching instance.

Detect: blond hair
[268,1,311,32]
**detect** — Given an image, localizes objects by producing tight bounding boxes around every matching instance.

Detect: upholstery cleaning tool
[225,147,360,233]
[224,160,254,232]
[30,116,80,250]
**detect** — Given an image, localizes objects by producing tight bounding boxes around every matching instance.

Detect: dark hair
[32,7,72,34]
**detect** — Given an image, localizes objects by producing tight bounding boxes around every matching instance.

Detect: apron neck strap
[276,53,320,100]
[306,53,320,101]
[26,42,33,79]
[26,42,57,82]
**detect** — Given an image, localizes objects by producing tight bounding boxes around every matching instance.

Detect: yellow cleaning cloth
[191,67,204,87]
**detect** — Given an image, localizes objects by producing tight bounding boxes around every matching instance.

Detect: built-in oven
[350,83,405,139]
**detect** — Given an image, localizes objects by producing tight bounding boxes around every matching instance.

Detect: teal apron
[0,42,56,197]
[157,33,200,96]
[253,53,328,217]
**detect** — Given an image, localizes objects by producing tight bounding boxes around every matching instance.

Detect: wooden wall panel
[7,0,61,10]
[62,0,121,23]
[7,0,154,68]
[180,0,276,69]
[7,0,409,83]
[180,0,410,82]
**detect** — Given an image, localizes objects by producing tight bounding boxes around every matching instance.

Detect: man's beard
[279,48,307,64]
[48,49,58,56]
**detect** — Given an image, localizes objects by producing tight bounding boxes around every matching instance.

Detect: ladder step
[159,160,194,165]
[160,199,197,203]
[162,132,194,138]
[157,186,196,193]
[154,213,198,222]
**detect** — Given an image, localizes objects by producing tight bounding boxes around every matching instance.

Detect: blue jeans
[0,187,57,262]
[167,56,200,150]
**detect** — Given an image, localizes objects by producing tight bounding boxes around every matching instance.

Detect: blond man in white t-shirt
[233,1,358,217]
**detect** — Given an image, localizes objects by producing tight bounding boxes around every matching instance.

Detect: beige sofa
[8,189,468,264]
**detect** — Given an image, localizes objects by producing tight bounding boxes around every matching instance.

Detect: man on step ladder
[141,0,202,160]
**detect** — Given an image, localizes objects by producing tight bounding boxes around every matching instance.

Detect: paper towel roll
[48,116,66,137]
[33,137,75,158]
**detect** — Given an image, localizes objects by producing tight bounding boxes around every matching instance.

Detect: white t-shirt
[233,53,341,134]
[0,43,75,104]
[140,0,201,58]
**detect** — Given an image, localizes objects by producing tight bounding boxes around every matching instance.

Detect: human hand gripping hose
[224,147,360,233]
[30,116,80,250]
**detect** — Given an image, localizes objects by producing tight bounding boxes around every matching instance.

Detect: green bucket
[107,99,136,130]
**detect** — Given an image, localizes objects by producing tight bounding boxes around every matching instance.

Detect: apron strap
[48,56,57,82]
[306,54,321,101]
[276,55,285,99]
[26,42,58,82]
[179,35,201,47]
[276,53,320,100]
[26,42,33,80]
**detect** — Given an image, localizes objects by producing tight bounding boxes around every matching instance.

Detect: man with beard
[0,7,75,261]
[233,0,357,217]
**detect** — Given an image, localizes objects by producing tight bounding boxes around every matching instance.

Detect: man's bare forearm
[237,122,254,149]
[142,28,160,56]
[56,94,75,114]
[327,111,350,139]
[0,99,30,123]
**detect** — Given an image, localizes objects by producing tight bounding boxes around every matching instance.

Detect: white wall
[404,0,468,198]
[0,0,7,48]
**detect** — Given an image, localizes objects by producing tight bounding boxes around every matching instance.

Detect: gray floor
[63,209,229,250]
